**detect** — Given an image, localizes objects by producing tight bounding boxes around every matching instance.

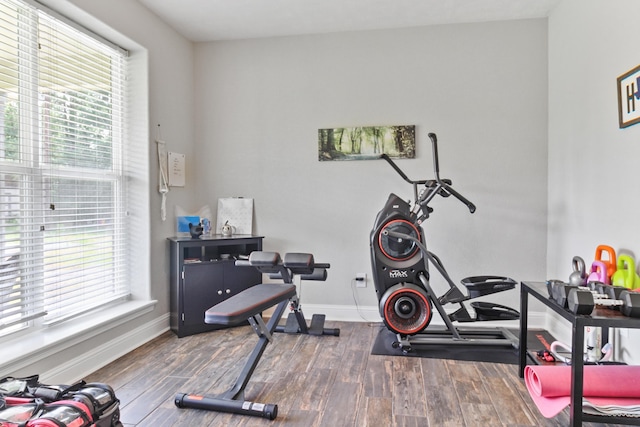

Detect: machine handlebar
[380,133,475,214]
[441,185,476,213]
[427,133,441,181]
[379,154,427,186]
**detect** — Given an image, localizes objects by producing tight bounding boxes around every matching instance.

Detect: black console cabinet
[168,235,264,337]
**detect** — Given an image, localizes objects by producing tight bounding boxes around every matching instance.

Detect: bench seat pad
[205,283,296,326]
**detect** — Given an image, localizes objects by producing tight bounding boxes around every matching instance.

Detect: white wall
[547,0,640,363]
[193,20,549,320]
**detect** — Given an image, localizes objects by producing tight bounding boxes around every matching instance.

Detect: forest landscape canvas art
[318,125,415,161]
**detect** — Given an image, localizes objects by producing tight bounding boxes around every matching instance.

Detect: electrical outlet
[356,273,367,288]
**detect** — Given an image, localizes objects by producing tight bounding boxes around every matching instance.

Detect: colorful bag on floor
[0,376,121,427]
[0,376,41,399]
[67,384,120,427]
[0,376,83,402]
[0,398,42,426]
[0,399,92,427]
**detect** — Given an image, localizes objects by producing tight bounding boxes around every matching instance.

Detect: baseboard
[301,303,381,323]
[42,313,169,384]
[298,303,547,330]
[525,310,547,329]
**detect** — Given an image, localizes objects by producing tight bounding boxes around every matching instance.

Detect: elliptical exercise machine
[370,133,519,353]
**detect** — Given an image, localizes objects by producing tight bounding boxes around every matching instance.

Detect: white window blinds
[0,0,129,333]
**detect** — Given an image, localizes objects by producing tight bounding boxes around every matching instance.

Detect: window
[0,0,130,335]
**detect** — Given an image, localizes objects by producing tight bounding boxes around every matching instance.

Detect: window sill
[0,299,157,374]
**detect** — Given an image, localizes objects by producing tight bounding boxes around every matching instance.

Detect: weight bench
[175,251,337,420]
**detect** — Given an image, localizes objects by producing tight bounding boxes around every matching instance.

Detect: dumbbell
[580,280,625,301]
[547,280,579,307]
[547,280,604,308]
[548,280,627,307]
[567,288,640,317]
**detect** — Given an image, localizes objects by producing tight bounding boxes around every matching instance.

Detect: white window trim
[0,0,153,379]
[0,299,157,376]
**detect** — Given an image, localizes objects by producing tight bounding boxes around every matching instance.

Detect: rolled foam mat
[524,365,640,417]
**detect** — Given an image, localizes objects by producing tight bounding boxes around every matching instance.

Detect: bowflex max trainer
[175,251,337,420]
[370,133,519,353]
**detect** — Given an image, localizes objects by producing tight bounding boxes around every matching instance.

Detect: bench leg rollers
[175,393,278,420]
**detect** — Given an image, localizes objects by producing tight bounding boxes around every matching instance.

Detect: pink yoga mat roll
[524,365,640,417]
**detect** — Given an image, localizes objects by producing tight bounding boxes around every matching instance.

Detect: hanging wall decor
[617,64,640,128]
[318,125,415,161]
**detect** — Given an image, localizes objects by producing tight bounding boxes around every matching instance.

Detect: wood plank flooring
[85,321,622,426]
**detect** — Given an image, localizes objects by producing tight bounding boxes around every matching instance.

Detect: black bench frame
[175,251,337,420]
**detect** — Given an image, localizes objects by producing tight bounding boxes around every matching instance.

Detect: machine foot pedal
[283,313,299,333]
[461,276,516,299]
[439,286,468,304]
[309,314,325,335]
[471,301,519,321]
[449,306,474,322]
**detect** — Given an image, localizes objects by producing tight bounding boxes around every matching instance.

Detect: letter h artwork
[617,64,640,128]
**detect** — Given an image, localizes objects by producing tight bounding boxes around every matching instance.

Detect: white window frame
[0,0,136,338]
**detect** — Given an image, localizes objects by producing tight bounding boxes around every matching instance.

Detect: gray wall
[547,0,640,363]
[13,0,639,380]
[193,20,549,317]
[5,0,551,383]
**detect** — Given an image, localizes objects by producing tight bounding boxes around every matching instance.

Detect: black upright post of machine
[370,133,520,353]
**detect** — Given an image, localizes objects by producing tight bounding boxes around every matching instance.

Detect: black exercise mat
[371,326,555,365]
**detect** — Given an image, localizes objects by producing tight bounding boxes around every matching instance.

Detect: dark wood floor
[85,321,623,426]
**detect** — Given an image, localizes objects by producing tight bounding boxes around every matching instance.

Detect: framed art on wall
[617,64,640,128]
[318,125,415,161]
